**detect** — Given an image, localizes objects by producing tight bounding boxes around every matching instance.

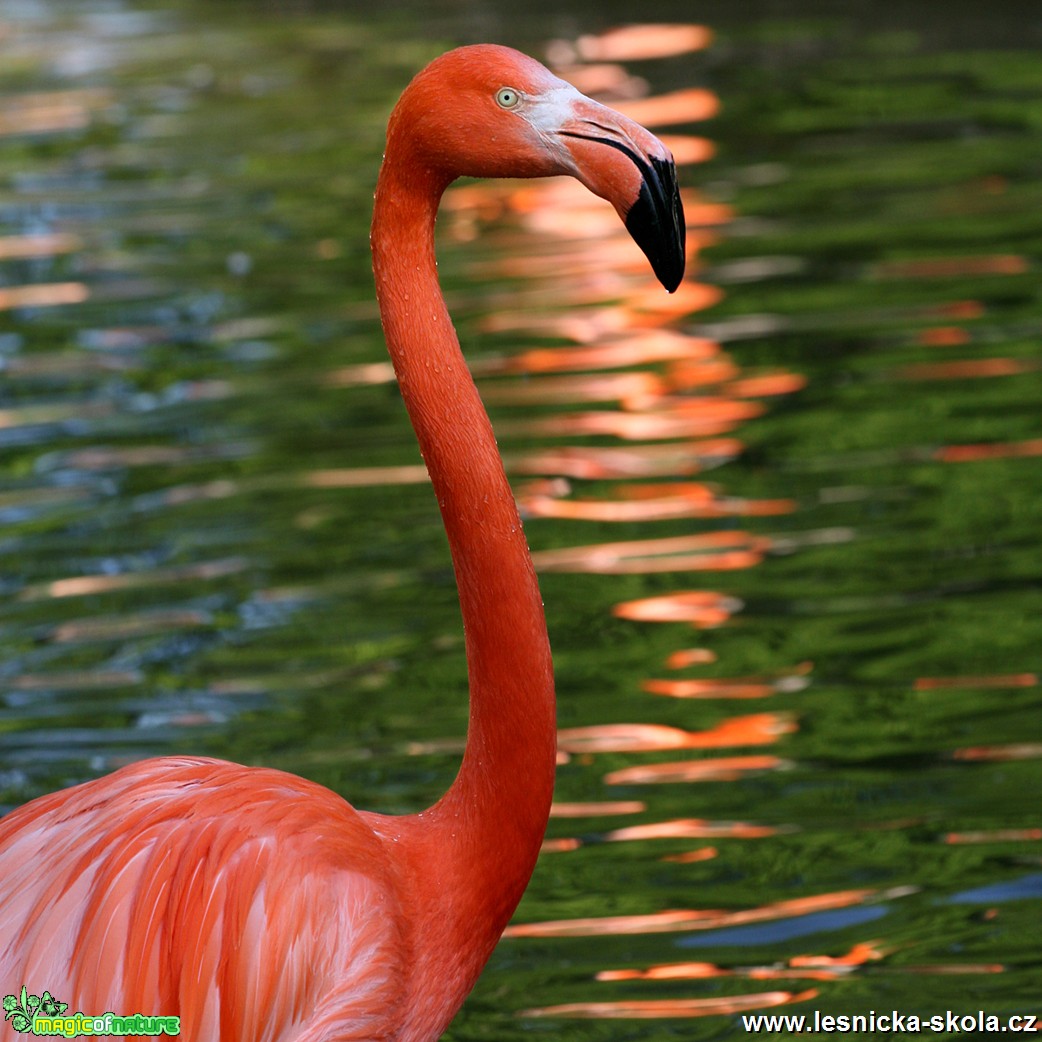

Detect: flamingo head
[387,45,686,293]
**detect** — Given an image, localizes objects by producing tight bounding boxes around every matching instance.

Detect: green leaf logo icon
[3,986,69,1033]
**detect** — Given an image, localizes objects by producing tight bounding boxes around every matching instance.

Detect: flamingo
[0,45,684,1042]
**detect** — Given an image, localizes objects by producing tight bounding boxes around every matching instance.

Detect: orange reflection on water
[48,609,212,644]
[520,989,818,1020]
[0,88,109,136]
[917,325,972,347]
[914,673,1037,690]
[565,24,713,63]
[661,847,719,864]
[724,371,808,398]
[0,232,82,259]
[944,828,1042,844]
[511,440,742,479]
[480,370,665,407]
[643,672,806,700]
[510,398,762,441]
[533,529,771,579]
[550,801,646,818]
[560,714,795,754]
[897,963,1005,975]
[505,908,719,939]
[326,361,395,387]
[468,230,715,282]
[482,329,719,375]
[789,941,887,971]
[872,254,1027,280]
[898,357,1035,381]
[604,818,781,842]
[45,444,235,471]
[935,438,1042,463]
[663,355,741,388]
[135,477,244,509]
[0,281,89,310]
[659,134,716,165]
[600,940,886,983]
[927,300,985,320]
[541,838,583,853]
[665,648,718,668]
[617,88,720,128]
[604,755,789,785]
[479,284,725,343]
[951,743,1042,762]
[532,530,770,574]
[624,278,726,322]
[505,888,877,939]
[613,590,743,628]
[302,466,430,488]
[7,669,141,691]
[4,349,135,380]
[19,557,248,601]
[520,482,792,523]
[553,61,647,100]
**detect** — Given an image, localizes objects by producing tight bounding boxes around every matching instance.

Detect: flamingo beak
[557,103,686,293]
[625,153,686,293]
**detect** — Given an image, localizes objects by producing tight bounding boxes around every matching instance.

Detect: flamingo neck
[368,157,556,1012]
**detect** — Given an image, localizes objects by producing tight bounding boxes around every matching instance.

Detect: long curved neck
[368,152,556,1015]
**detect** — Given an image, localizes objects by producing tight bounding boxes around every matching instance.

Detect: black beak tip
[625,155,686,293]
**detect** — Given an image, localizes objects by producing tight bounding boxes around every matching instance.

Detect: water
[2,0,1040,1037]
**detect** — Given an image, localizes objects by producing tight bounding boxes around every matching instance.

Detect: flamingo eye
[495,87,522,110]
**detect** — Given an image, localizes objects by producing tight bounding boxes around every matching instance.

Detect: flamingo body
[1,758,408,1040]
[0,44,684,1042]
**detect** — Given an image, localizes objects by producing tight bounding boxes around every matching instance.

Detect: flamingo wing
[0,757,408,1042]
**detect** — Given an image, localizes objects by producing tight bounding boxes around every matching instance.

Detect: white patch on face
[519,81,587,135]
